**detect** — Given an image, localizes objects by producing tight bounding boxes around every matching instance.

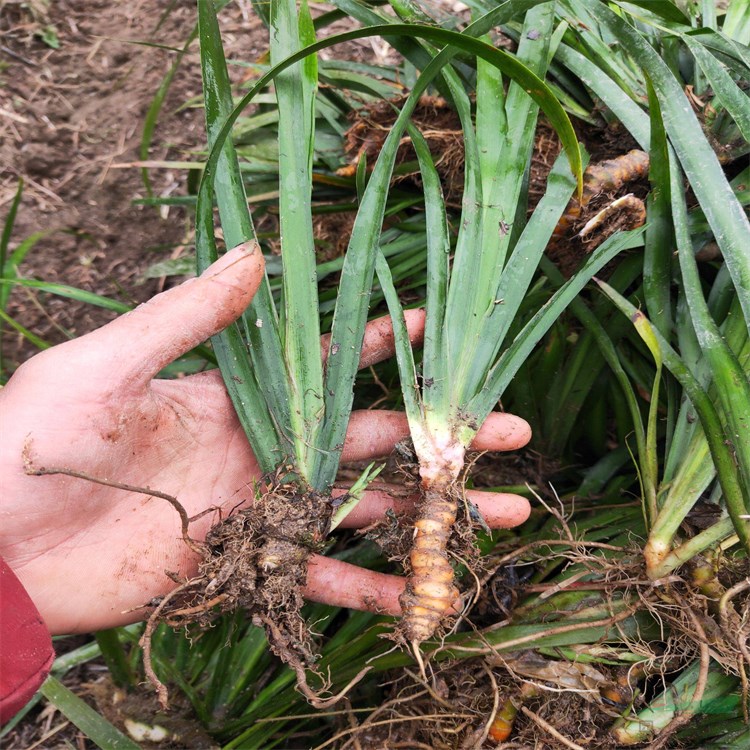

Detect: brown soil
[0,0,267,375]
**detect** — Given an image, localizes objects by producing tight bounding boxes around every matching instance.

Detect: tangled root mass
[148,485,334,698]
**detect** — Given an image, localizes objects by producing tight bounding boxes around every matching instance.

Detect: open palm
[0,243,531,634]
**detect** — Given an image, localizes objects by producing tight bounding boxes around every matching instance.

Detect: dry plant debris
[339,96,649,280]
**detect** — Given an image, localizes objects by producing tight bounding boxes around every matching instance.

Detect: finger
[304,555,404,616]
[304,556,462,616]
[60,242,264,389]
[321,309,425,370]
[341,410,532,462]
[334,487,531,530]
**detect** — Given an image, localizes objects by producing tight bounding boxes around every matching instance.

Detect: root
[550,149,649,245]
[139,578,202,710]
[22,443,205,556]
[520,706,587,750]
[547,149,649,276]
[351,505,749,748]
[258,614,371,709]
[645,608,710,750]
[399,485,461,644]
[153,482,333,661]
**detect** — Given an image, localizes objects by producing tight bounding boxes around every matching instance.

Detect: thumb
[64,241,264,388]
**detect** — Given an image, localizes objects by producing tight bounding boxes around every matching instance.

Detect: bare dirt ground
[0,0,267,375]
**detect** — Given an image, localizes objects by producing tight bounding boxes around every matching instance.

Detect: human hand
[0,242,531,634]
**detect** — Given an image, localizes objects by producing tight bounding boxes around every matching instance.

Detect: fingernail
[203,240,260,278]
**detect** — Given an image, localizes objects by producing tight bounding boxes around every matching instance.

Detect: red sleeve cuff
[1,557,54,724]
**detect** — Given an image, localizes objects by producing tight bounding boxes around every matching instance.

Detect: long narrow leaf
[197,0,288,470]
[271,0,324,484]
[410,124,450,418]
[598,280,750,556]
[683,34,750,143]
[39,675,140,750]
[670,159,750,512]
[469,227,647,425]
[643,77,673,338]
[375,251,422,427]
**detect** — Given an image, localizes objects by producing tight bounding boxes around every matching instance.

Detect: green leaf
[270,0,324,484]
[447,5,559,411]
[0,307,50,352]
[669,159,750,516]
[469,226,648,426]
[196,9,582,486]
[375,249,422,428]
[38,25,60,49]
[197,0,288,472]
[613,661,739,745]
[410,124,450,419]
[682,33,750,143]
[39,675,140,749]
[329,462,384,530]
[453,147,585,417]
[140,27,197,195]
[598,279,750,556]
[643,76,673,338]
[0,278,131,313]
[0,179,22,273]
[567,0,750,327]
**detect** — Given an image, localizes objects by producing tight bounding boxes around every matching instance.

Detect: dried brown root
[150,483,340,700]
[257,613,372,710]
[140,578,202,710]
[338,94,465,203]
[22,450,369,709]
[578,193,646,242]
[22,447,206,558]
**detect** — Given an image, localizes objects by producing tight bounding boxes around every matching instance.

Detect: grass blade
[683,34,750,143]
[643,77,673,338]
[669,158,750,516]
[597,279,750,558]
[469,227,647,424]
[410,124,450,418]
[197,0,288,470]
[0,179,22,271]
[271,0,324,484]
[194,17,582,479]
[39,675,140,749]
[0,278,131,313]
[375,250,422,427]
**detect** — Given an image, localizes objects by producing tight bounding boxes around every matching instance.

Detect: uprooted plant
[137,0,593,705]
[374,2,644,657]
[376,0,750,666]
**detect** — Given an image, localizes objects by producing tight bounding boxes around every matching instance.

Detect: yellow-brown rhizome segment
[399,485,461,643]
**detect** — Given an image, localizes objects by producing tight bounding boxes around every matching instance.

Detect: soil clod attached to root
[142,483,338,708]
